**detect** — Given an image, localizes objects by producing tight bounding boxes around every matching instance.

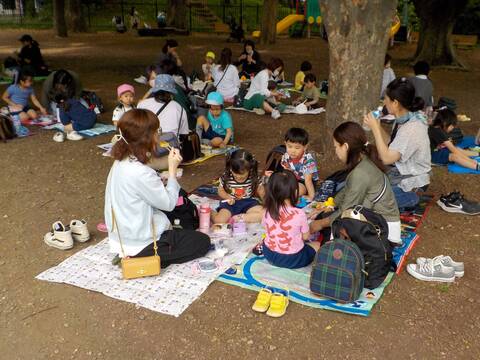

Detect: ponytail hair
[221,149,259,194]
[333,121,386,174]
[385,77,425,112]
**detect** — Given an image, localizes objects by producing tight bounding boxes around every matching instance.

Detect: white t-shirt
[212,64,240,100]
[381,67,395,98]
[245,69,271,100]
[137,98,189,135]
[112,104,134,123]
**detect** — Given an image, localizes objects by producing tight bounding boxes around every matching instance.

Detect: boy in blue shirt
[196,92,233,148]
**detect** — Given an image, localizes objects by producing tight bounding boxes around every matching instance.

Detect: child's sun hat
[206,51,215,60]
[205,91,224,106]
[117,84,135,98]
[151,74,178,94]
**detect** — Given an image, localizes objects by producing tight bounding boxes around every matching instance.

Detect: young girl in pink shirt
[262,171,319,269]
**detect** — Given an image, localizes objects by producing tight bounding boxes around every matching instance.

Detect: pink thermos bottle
[198,203,211,233]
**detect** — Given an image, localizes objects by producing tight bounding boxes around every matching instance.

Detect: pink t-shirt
[262,206,309,254]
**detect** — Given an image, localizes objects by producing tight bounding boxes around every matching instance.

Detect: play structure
[253,0,401,40]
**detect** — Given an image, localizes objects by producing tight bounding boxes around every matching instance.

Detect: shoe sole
[436,200,480,215]
[252,305,269,313]
[266,308,288,317]
[44,237,73,250]
[406,266,455,282]
[72,234,90,242]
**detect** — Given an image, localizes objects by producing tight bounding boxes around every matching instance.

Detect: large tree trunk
[167,0,187,29]
[412,0,468,67]
[260,0,278,45]
[320,0,397,156]
[53,0,68,37]
[68,0,88,32]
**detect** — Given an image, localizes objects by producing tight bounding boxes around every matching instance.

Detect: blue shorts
[202,126,226,140]
[431,148,450,165]
[216,198,259,216]
[263,242,316,269]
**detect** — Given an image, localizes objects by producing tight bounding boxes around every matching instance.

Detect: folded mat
[43,122,116,138]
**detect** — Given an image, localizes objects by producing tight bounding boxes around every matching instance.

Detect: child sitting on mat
[292,73,321,109]
[262,170,319,269]
[212,149,263,224]
[429,108,480,171]
[112,84,135,127]
[2,70,46,121]
[281,128,319,202]
[195,91,233,148]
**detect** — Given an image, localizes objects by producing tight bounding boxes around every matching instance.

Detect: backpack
[332,206,394,289]
[179,132,202,162]
[265,145,286,172]
[314,169,349,202]
[320,80,329,95]
[162,189,200,230]
[80,90,105,113]
[0,114,16,142]
[233,86,248,108]
[310,238,365,303]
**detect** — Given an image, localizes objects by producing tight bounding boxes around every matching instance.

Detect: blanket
[43,123,116,138]
[226,106,325,116]
[21,115,57,127]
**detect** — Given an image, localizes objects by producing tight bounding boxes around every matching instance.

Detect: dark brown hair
[111,109,159,164]
[267,58,284,72]
[333,121,386,174]
[219,47,233,71]
[264,170,299,221]
[221,149,259,195]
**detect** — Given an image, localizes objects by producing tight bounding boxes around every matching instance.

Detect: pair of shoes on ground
[44,220,90,250]
[53,131,83,142]
[407,255,464,283]
[252,286,289,317]
[252,108,281,119]
[437,191,480,215]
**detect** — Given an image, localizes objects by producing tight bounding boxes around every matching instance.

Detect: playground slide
[252,14,305,38]
[389,17,401,38]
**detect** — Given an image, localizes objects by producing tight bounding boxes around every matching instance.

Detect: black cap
[19,34,33,42]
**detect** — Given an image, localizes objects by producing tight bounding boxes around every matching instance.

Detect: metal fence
[0,1,297,33]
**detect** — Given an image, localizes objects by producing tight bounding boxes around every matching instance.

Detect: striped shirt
[219,173,256,200]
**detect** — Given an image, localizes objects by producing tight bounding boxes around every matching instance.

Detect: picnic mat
[36,195,264,317]
[21,115,57,127]
[0,75,48,85]
[43,122,116,138]
[181,145,239,166]
[448,157,480,174]
[226,106,325,116]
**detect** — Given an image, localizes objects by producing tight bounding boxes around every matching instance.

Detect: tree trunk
[412,0,468,67]
[320,0,397,156]
[167,0,187,29]
[68,0,88,32]
[260,0,278,45]
[53,0,68,37]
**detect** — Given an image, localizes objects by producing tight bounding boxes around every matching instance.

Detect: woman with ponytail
[363,77,431,210]
[310,121,401,244]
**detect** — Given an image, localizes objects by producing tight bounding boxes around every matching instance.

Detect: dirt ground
[1,30,479,360]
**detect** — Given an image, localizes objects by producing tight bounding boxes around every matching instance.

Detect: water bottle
[172,219,183,230]
[198,203,211,233]
[362,107,382,131]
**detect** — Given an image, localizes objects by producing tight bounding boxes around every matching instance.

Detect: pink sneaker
[96,222,108,233]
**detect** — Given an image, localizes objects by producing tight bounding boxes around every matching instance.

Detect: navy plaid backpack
[310,238,365,303]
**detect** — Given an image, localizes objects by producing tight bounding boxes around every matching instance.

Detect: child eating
[112,84,135,127]
[293,73,321,109]
[202,51,216,82]
[281,128,319,201]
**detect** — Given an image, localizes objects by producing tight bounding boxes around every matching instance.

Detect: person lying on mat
[309,122,401,245]
[363,77,431,210]
[429,108,480,171]
[105,109,210,267]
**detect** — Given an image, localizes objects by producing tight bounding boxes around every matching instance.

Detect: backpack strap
[372,175,387,204]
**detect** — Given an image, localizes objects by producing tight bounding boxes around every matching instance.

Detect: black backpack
[162,189,199,230]
[314,169,349,202]
[0,114,16,142]
[332,206,394,289]
[265,145,286,172]
[80,90,105,113]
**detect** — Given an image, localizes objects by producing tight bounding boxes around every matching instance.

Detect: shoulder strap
[215,64,229,87]
[177,106,184,138]
[372,174,388,204]
[155,101,169,117]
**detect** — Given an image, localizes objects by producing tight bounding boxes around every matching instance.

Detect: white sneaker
[417,255,464,278]
[66,131,83,141]
[134,75,148,85]
[70,219,90,243]
[271,109,281,120]
[44,221,74,250]
[253,108,265,115]
[53,132,65,142]
[406,258,455,282]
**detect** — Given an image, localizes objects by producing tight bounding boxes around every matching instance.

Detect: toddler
[294,73,321,109]
[202,51,216,82]
[281,128,319,201]
[112,84,135,127]
[196,91,233,148]
[294,61,312,91]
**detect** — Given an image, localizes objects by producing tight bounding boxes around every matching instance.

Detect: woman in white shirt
[211,47,240,103]
[105,109,210,266]
[243,58,284,119]
[137,74,189,135]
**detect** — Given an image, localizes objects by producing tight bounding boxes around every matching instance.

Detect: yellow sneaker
[252,287,273,313]
[266,292,289,318]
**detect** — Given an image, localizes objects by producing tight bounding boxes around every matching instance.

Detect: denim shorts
[216,198,259,216]
[263,242,316,269]
[431,148,450,165]
[202,126,225,140]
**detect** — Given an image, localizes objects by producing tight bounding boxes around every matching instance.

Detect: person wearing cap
[137,74,189,136]
[17,34,48,76]
[158,39,182,68]
[202,51,216,82]
[195,91,233,148]
[112,84,136,127]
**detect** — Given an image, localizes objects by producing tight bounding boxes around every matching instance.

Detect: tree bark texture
[53,0,68,37]
[260,0,278,45]
[412,0,468,67]
[320,0,397,155]
[68,0,87,32]
[167,0,187,29]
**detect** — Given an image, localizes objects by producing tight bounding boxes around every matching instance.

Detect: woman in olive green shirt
[310,121,401,244]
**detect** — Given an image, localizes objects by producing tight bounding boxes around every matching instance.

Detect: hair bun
[410,96,425,112]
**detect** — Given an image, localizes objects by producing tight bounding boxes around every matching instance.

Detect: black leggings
[134,229,211,268]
